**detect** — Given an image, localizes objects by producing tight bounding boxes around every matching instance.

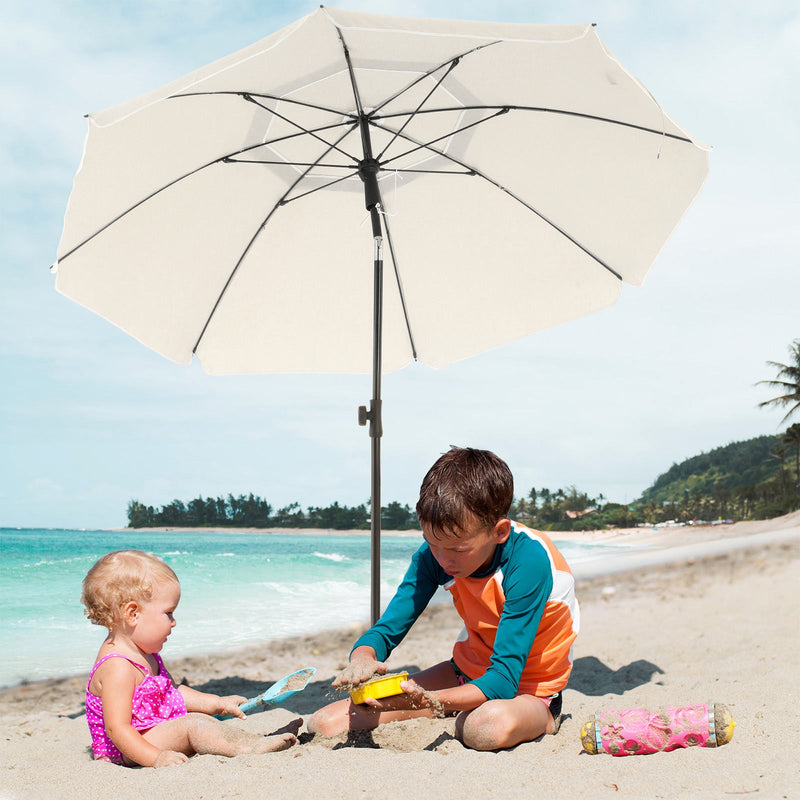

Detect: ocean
[0,528,626,689]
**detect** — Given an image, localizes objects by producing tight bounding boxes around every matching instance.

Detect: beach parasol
[52,7,709,623]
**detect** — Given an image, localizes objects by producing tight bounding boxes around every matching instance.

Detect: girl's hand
[153,750,189,768]
[215,695,247,719]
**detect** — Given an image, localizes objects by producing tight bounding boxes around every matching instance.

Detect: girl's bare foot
[254,716,303,752]
[256,731,298,752]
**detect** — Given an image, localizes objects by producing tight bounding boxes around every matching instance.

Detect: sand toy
[217,667,316,719]
[349,672,409,704]
[580,702,735,756]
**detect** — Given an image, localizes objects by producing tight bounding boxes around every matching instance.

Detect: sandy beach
[2,513,798,799]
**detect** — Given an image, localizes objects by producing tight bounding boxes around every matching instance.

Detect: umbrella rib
[374,57,462,163]
[377,108,510,168]
[228,159,357,169]
[381,213,418,362]
[191,128,356,355]
[369,40,500,117]
[172,89,357,122]
[278,168,360,204]
[56,120,355,264]
[243,118,357,154]
[56,154,241,264]
[243,94,360,164]
[383,167,475,175]
[335,28,367,118]
[370,119,624,281]
[376,104,695,144]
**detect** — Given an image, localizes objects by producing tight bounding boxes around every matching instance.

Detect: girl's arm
[98,658,186,767]
[177,684,247,719]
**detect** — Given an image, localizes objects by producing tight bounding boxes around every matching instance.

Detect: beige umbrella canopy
[54,7,709,621]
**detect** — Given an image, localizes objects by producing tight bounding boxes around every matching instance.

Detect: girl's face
[130,579,180,655]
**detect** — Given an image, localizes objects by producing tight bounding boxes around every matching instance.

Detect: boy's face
[422,516,511,578]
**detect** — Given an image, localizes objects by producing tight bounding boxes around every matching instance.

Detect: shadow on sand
[568,655,664,696]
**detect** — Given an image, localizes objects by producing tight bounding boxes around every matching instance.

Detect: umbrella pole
[369,225,383,626]
[358,155,384,626]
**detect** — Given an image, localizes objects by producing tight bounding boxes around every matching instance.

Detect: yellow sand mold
[349,672,409,704]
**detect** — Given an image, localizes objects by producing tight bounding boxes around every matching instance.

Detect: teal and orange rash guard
[353,522,580,701]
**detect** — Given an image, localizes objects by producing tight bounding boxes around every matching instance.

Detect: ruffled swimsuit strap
[88,653,149,684]
[151,652,166,676]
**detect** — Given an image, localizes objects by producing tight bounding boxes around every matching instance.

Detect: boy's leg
[455,694,555,751]
[308,660,459,737]
[144,712,300,756]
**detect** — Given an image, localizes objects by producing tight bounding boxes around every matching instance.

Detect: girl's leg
[308,661,459,737]
[144,713,301,756]
[455,694,554,751]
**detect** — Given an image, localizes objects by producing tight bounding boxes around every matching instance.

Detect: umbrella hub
[357,157,382,212]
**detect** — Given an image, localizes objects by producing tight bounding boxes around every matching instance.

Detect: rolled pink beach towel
[580,703,735,756]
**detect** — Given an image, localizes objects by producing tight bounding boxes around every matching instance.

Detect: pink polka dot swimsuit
[85,653,187,764]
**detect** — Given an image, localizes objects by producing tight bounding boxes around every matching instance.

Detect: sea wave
[312,551,348,562]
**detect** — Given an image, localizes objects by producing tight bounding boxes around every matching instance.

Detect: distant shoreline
[112,526,423,537]
[112,512,800,549]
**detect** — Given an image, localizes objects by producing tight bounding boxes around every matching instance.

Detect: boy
[308,447,579,750]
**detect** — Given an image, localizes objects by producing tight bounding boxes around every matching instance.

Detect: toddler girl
[82,549,300,767]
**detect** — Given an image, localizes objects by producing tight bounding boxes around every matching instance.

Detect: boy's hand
[363,679,448,718]
[363,679,426,711]
[332,658,386,688]
[359,679,432,714]
[215,695,248,719]
[399,679,428,708]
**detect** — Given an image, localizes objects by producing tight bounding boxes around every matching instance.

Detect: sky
[1,1,798,530]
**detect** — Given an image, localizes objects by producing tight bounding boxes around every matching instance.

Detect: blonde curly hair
[81,550,179,630]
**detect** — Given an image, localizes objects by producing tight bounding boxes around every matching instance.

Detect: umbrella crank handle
[358,400,382,438]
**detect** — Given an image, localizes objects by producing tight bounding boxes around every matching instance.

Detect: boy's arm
[470,541,553,701]
[352,543,442,661]
[365,678,489,715]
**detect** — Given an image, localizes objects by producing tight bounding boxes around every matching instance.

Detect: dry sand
[2,513,799,799]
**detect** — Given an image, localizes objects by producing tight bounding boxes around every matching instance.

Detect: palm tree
[783,423,800,499]
[757,339,800,424]
[769,441,788,499]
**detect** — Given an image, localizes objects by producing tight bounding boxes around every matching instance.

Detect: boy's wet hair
[416,447,513,537]
[81,550,179,630]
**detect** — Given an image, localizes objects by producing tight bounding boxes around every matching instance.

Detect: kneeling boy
[308,447,579,751]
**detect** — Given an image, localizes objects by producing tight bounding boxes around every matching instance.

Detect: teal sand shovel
[217,667,316,719]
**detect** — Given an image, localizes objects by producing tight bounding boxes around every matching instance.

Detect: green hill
[639,435,780,504]
[511,433,792,530]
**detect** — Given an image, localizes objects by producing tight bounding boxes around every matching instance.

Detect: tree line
[127,339,800,532]
[126,496,418,530]
[127,451,797,532]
